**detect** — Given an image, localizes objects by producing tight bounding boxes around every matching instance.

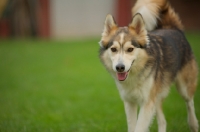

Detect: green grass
[0,33,200,132]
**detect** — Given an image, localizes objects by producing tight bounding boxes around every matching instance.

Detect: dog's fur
[131,0,184,31]
[99,0,199,132]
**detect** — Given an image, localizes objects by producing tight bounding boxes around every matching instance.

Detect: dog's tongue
[117,72,128,81]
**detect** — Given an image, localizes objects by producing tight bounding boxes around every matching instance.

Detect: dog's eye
[111,48,117,52]
[127,48,134,52]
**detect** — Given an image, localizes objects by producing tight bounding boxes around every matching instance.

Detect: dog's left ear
[129,13,146,34]
[129,13,149,47]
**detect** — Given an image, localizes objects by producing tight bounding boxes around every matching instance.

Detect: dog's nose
[116,64,125,72]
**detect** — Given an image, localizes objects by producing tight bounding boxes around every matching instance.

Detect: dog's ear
[129,13,145,34]
[129,13,149,47]
[102,14,117,36]
[99,14,117,47]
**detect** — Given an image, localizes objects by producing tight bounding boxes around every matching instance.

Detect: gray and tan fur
[99,0,198,132]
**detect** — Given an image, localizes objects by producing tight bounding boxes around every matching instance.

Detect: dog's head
[99,13,149,81]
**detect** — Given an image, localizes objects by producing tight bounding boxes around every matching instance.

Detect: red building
[0,0,200,38]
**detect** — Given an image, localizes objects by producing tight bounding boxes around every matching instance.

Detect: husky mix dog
[99,0,199,132]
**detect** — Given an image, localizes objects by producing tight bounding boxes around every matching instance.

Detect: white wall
[50,0,115,38]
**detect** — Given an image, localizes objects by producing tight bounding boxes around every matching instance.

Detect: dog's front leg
[124,101,138,132]
[134,101,156,132]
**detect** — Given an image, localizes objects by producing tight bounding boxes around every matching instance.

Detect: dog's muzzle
[115,63,128,81]
[115,60,134,81]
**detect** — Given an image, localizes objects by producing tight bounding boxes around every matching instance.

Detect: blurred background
[0,0,200,132]
[0,0,200,39]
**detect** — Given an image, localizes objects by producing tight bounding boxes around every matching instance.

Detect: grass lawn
[0,33,200,132]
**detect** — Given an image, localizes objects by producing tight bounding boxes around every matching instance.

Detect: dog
[99,0,199,132]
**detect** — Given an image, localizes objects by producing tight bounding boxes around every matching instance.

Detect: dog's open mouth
[117,71,129,81]
[116,61,134,81]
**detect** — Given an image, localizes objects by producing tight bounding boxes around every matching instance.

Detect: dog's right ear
[99,14,117,47]
[102,14,117,37]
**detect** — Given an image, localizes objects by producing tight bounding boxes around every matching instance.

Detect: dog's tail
[132,0,183,31]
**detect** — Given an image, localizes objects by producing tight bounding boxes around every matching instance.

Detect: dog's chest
[116,75,154,104]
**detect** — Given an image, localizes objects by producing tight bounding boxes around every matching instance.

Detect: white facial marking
[120,33,125,44]
[98,40,103,47]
